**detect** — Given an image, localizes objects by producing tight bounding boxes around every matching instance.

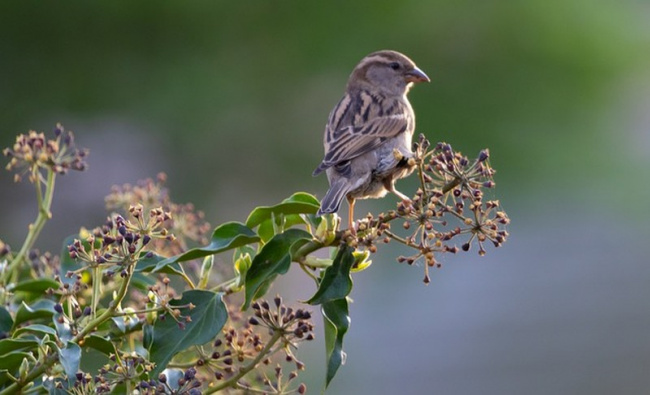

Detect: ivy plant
[0,125,509,394]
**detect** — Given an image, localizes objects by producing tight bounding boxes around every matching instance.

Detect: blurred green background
[1,1,649,394]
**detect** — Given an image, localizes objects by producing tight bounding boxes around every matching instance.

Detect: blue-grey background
[1,2,649,394]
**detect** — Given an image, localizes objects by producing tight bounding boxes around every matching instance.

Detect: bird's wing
[313,90,412,176]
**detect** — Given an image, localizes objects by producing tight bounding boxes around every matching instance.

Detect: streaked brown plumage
[313,50,430,230]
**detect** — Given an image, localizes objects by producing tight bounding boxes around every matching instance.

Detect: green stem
[76,263,134,341]
[298,263,319,283]
[3,169,56,286]
[441,177,461,195]
[178,269,196,290]
[383,229,413,247]
[417,160,429,198]
[292,239,326,263]
[92,266,101,319]
[112,306,164,317]
[204,331,283,394]
[209,277,238,293]
[167,360,200,369]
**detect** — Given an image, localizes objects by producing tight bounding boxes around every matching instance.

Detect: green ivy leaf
[148,290,228,376]
[307,245,354,305]
[12,278,60,294]
[245,192,320,229]
[0,339,38,355]
[135,253,183,276]
[242,229,311,310]
[0,351,31,380]
[82,335,116,356]
[311,247,355,389]
[154,222,260,271]
[58,342,81,382]
[235,245,256,261]
[110,314,142,336]
[53,314,73,343]
[322,298,350,389]
[12,323,57,338]
[143,324,154,350]
[0,371,13,389]
[251,280,274,302]
[0,306,13,336]
[13,300,56,328]
[130,272,158,292]
[256,213,309,242]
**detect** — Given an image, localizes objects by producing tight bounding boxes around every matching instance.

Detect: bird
[313,50,430,232]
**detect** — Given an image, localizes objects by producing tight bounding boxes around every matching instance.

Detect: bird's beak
[405,66,430,83]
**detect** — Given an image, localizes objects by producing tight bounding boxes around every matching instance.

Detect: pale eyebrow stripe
[355,55,390,69]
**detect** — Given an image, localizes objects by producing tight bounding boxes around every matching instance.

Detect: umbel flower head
[204,296,312,393]
[347,135,510,284]
[105,173,211,256]
[68,206,175,273]
[3,123,88,182]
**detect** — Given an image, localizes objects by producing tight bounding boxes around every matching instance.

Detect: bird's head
[348,50,430,96]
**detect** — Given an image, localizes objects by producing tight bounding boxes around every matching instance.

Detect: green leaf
[242,229,311,310]
[256,214,310,242]
[148,290,228,376]
[0,306,13,335]
[58,342,81,381]
[12,278,60,294]
[135,253,184,276]
[252,280,274,302]
[13,323,57,338]
[307,245,355,305]
[235,245,256,261]
[53,314,73,343]
[130,272,158,292]
[0,371,13,389]
[82,335,116,356]
[245,192,319,231]
[0,339,38,355]
[42,378,72,394]
[154,222,260,271]
[312,244,355,390]
[110,314,142,336]
[322,298,350,389]
[143,324,154,350]
[13,300,56,328]
[257,219,275,242]
[0,351,31,375]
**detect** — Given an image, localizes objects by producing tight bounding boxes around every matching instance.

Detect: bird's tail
[317,180,351,216]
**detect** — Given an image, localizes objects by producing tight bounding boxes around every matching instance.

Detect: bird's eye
[389,62,400,70]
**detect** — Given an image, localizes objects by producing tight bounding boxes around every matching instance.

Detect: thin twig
[383,229,413,246]
[204,331,284,394]
[3,169,56,286]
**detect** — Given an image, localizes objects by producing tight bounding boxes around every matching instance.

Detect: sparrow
[313,50,430,231]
